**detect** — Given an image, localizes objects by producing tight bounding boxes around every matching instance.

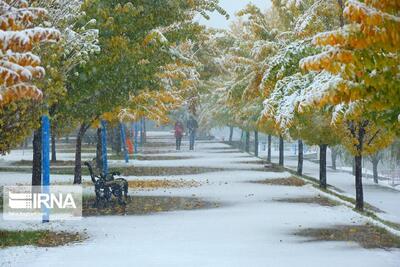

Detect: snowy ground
[272,155,400,224]
[211,128,400,224]
[0,133,399,266]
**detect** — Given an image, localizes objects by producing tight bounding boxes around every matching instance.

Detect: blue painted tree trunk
[120,123,129,163]
[101,120,108,175]
[41,115,50,223]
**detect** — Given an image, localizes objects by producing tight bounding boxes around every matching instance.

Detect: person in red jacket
[174,121,184,150]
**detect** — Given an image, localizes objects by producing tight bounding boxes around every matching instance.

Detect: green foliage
[62,0,222,125]
[0,101,40,154]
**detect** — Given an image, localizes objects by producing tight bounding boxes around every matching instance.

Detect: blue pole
[120,123,129,163]
[139,119,143,145]
[134,122,139,154]
[41,115,50,223]
[101,120,108,175]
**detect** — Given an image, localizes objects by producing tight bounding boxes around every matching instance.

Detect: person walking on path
[174,121,184,150]
[187,115,198,151]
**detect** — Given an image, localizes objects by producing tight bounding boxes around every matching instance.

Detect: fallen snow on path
[0,133,399,266]
[278,155,400,224]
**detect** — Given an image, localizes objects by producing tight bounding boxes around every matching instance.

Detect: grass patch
[12,160,75,167]
[245,163,285,172]
[294,224,400,249]
[0,166,224,176]
[314,186,384,213]
[206,147,239,151]
[285,168,345,193]
[0,166,86,175]
[283,168,385,214]
[238,160,268,165]
[82,179,202,190]
[0,230,85,249]
[55,149,96,153]
[274,195,340,207]
[118,166,223,176]
[127,179,202,190]
[82,195,219,216]
[264,164,286,172]
[141,150,179,155]
[214,150,243,154]
[108,155,193,161]
[252,176,306,187]
[357,209,400,231]
[8,155,193,168]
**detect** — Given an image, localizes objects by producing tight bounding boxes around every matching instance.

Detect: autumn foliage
[0,0,60,107]
[300,0,400,129]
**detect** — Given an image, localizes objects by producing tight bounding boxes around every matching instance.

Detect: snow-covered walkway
[271,155,400,224]
[0,133,399,266]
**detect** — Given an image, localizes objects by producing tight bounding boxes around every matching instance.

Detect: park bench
[84,162,128,207]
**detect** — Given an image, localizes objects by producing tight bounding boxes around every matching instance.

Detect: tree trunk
[254,131,259,157]
[279,135,284,166]
[349,120,368,211]
[352,158,356,175]
[115,127,121,156]
[297,140,303,176]
[267,135,272,163]
[240,130,244,150]
[372,158,379,184]
[73,124,88,184]
[355,155,364,210]
[96,127,102,170]
[143,118,147,143]
[51,132,56,163]
[245,131,250,153]
[331,147,337,170]
[319,144,328,189]
[141,118,146,144]
[229,126,234,143]
[32,128,42,186]
[140,120,144,145]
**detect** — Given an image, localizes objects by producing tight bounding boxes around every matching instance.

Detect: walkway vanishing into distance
[0,132,399,266]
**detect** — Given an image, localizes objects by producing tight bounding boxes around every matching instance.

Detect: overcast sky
[197,0,272,29]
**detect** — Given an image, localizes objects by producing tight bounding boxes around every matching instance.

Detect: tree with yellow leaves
[119,90,182,126]
[0,0,60,154]
[300,0,399,132]
[299,0,398,210]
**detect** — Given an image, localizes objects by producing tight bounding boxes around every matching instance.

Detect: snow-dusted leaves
[0,0,60,106]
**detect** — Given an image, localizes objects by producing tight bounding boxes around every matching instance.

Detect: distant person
[174,121,184,150]
[187,115,198,150]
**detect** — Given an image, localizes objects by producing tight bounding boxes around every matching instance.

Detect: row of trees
[0,0,228,184]
[1,0,398,212]
[199,0,399,211]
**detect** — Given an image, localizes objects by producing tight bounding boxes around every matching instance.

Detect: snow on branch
[0,0,60,106]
